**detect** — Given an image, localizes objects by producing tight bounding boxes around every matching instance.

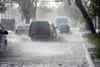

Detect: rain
[0,0,99,67]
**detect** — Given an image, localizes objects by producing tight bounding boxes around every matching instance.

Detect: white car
[56,17,69,27]
[59,24,70,33]
[15,24,30,35]
[55,17,70,33]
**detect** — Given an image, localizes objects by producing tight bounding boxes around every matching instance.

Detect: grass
[85,33,100,59]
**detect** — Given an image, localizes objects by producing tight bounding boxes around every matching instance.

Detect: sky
[12,0,62,9]
[38,0,62,8]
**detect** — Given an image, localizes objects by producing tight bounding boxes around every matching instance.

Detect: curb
[80,33,95,67]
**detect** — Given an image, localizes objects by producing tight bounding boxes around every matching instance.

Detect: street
[0,28,89,67]
[0,0,99,67]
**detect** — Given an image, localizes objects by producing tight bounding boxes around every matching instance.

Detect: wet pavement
[0,28,89,67]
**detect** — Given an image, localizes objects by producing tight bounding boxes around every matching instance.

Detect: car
[28,21,57,40]
[0,24,8,52]
[56,17,69,27]
[59,24,70,33]
[55,17,70,33]
[15,24,30,35]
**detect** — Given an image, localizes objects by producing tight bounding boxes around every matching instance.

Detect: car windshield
[56,18,68,25]
[17,26,23,29]
[31,21,50,30]
[23,25,29,29]
[0,0,97,67]
[17,25,29,29]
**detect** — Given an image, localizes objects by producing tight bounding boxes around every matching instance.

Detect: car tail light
[47,30,51,32]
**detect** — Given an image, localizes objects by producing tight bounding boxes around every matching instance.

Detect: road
[0,28,89,67]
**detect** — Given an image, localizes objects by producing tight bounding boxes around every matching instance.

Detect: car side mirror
[4,31,8,35]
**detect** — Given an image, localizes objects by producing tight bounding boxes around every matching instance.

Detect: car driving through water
[56,17,70,33]
[15,24,30,35]
[29,21,57,40]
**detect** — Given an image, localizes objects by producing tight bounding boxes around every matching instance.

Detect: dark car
[29,21,57,40]
[56,17,68,27]
[59,24,70,33]
[0,24,8,52]
[15,24,29,35]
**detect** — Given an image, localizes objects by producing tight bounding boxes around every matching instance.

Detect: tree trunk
[98,17,100,33]
[33,8,37,20]
[26,18,30,24]
[33,1,37,20]
[75,0,96,33]
[16,0,37,23]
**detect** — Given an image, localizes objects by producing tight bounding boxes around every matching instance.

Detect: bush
[85,34,100,58]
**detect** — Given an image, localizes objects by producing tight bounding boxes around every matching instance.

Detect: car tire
[0,35,7,52]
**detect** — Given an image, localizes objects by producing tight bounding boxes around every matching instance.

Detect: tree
[75,0,96,33]
[12,0,38,24]
[0,1,6,13]
[37,0,53,19]
[91,0,100,33]
[82,0,95,19]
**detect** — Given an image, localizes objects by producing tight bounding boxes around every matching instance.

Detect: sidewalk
[82,31,100,67]
[80,32,95,67]
[60,28,95,67]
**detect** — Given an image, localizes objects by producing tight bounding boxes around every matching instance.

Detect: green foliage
[92,0,100,7]
[33,0,38,2]
[67,0,71,5]
[82,0,95,19]
[85,34,100,58]
[91,0,100,17]
[64,0,72,6]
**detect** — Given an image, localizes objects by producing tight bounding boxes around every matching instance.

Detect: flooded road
[0,28,89,67]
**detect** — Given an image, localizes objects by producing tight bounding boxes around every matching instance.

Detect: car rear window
[30,21,50,30]
[17,26,23,29]
[56,18,68,25]
[23,25,29,29]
